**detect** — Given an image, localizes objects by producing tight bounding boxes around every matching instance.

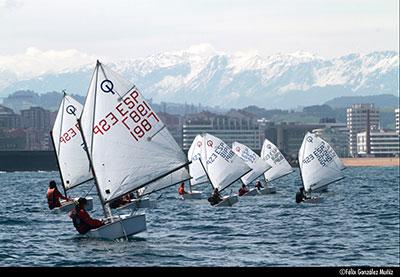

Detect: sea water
[0,167,398,266]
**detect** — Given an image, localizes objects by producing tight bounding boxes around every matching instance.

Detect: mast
[51,91,68,197]
[49,130,68,197]
[77,61,110,218]
[198,158,215,192]
[201,135,215,191]
[77,117,110,218]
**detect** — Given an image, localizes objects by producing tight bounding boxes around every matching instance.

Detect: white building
[347,104,379,157]
[395,108,399,135]
[357,130,399,157]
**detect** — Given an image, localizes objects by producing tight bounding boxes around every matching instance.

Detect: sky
[0,0,399,62]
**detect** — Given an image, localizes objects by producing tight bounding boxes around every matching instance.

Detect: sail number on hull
[92,89,160,142]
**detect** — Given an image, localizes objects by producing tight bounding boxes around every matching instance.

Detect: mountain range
[0,44,398,109]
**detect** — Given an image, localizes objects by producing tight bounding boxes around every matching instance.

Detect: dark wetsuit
[295,191,303,203]
[208,193,222,205]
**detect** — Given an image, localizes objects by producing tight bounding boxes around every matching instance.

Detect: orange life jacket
[178,186,185,195]
[47,188,61,209]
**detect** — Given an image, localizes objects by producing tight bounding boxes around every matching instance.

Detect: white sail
[298,132,344,192]
[260,138,294,182]
[79,61,189,203]
[232,142,271,185]
[138,167,191,196]
[51,94,92,190]
[199,133,251,192]
[187,134,209,186]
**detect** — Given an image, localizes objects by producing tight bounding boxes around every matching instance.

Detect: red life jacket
[69,207,103,235]
[47,188,61,209]
[178,186,185,195]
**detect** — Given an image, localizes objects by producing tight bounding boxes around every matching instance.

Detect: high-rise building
[346,104,379,157]
[21,107,51,129]
[0,105,21,129]
[182,111,260,151]
[258,120,325,159]
[395,108,399,135]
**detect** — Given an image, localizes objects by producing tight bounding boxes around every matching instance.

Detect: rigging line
[146,125,166,141]
[83,184,95,198]
[57,95,66,157]
[98,62,134,100]
[89,63,100,157]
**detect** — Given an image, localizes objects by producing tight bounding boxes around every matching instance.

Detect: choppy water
[0,167,399,266]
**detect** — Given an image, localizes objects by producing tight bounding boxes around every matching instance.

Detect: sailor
[109,193,132,209]
[255,180,264,190]
[178,182,187,198]
[46,180,71,210]
[69,198,104,234]
[208,188,223,206]
[295,187,310,203]
[238,183,249,196]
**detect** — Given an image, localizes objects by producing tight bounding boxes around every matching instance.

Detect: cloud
[0,47,96,79]
[0,0,22,12]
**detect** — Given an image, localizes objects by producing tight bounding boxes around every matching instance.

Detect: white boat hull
[303,197,323,204]
[215,195,239,207]
[115,197,152,210]
[181,190,202,200]
[257,187,277,195]
[52,197,93,214]
[240,188,258,197]
[88,214,146,240]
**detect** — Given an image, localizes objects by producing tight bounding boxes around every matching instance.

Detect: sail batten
[299,132,344,192]
[51,94,93,190]
[232,142,272,185]
[260,138,294,182]
[80,61,189,203]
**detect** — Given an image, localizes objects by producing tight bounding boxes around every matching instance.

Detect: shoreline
[340,157,400,167]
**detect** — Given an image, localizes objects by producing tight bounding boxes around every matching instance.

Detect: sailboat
[260,138,294,194]
[232,141,272,196]
[184,135,211,200]
[130,166,192,203]
[50,93,94,213]
[78,60,190,239]
[195,133,252,207]
[298,132,345,203]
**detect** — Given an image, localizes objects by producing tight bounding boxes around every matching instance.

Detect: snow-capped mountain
[0,44,398,109]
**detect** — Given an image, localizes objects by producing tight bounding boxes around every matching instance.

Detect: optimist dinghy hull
[52,197,93,214]
[303,197,323,204]
[181,190,202,200]
[215,195,239,207]
[240,188,258,197]
[88,214,146,240]
[257,187,277,195]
